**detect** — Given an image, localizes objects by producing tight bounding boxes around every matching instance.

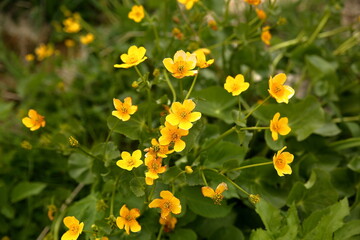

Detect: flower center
[125,215,133,221]
[69,224,79,234]
[127,158,135,166]
[151,161,159,171]
[275,157,285,168]
[163,201,171,210]
[213,194,224,205]
[121,107,128,114]
[176,62,186,74]
[171,132,179,141]
[272,84,284,94]
[180,111,188,119]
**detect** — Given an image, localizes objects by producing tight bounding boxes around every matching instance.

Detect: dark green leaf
[169,228,197,240]
[11,182,47,203]
[68,152,95,184]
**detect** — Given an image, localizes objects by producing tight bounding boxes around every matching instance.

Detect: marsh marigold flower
[193,49,214,68]
[63,16,81,33]
[273,146,294,176]
[145,155,166,180]
[177,0,199,10]
[114,46,147,69]
[149,190,181,218]
[261,26,272,45]
[270,112,291,141]
[145,138,174,158]
[61,216,84,240]
[166,99,201,130]
[116,150,143,171]
[35,43,54,61]
[224,74,250,96]
[268,73,295,104]
[159,215,177,232]
[25,54,34,62]
[159,121,189,152]
[244,0,261,6]
[201,182,228,205]
[80,33,94,45]
[128,5,145,23]
[116,205,141,235]
[112,97,138,121]
[163,50,197,79]
[22,109,46,131]
[256,8,267,20]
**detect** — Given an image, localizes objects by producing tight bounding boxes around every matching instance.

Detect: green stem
[333,115,360,123]
[222,175,250,196]
[200,126,236,153]
[78,146,101,161]
[226,161,273,172]
[240,126,269,130]
[163,70,177,102]
[156,225,164,240]
[245,95,271,119]
[103,120,119,162]
[134,66,153,127]
[109,176,119,217]
[305,10,331,46]
[201,169,208,186]
[185,70,199,100]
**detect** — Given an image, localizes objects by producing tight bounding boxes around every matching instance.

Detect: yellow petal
[166,113,180,126]
[113,98,122,109]
[22,117,34,128]
[137,47,146,58]
[201,186,215,198]
[183,99,196,111]
[149,199,163,208]
[215,182,228,194]
[271,131,279,141]
[116,216,125,229]
[129,208,140,219]
[272,73,287,85]
[129,220,141,232]
[132,150,142,160]
[189,112,201,122]
[121,151,131,160]
[63,216,78,228]
[178,121,193,130]
[174,139,186,152]
[163,58,174,73]
[160,190,174,200]
[28,109,38,119]
[120,205,129,217]
[128,105,138,114]
[282,152,294,163]
[120,53,128,63]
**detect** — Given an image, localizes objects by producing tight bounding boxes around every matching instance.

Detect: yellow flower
[256,8,267,20]
[145,177,155,186]
[114,46,147,69]
[117,150,143,171]
[61,216,84,240]
[128,5,145,23]
[65,39,75,48]
[112,97,138,121]
[159,121,189,152]
[80,33,94,45]
[163,50,198,79]
[144,138,174,158]
[185,166,193,174]
[224,74,250,96]
[149,190,181,218]
[270,112,291,141]
[63,17,81,33]
[201,182,228,205]
[273,146,294,176]
[35,43,54,61]
[244,0,261,6]
[268,73,295,104]
[159,215,177,232]
[116,205,141,234]
[25,54,34,61]
[261,26,272,45]
[145,155,166,180]
[177,0,199,10]
[193,49,214,68]
[22,109,46,131]
[166,99,201,130]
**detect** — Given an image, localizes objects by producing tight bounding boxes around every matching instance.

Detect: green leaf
[348,156,360,173]
[314,122,341,137]
[130,177,145,197]
[210,226,245,240]
[11,182,46,203]
[192,86,237,124]
[162,166,185,184]
[183,186,232,218]
[182,119,204,154]
[303,198,349,240]
[264,129,285,151]
[250,229,272,240]
[277,204,300,240]
[254,96,325,141]
[334,220,360,240]
[329,137,360,151]
[169,228,197,240]
[68,152,95,184]
[204,141,246,169]
[91,141,120,167]
[255,199,282,233]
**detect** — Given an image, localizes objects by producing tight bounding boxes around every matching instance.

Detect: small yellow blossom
[63,16,81,33]
[145,177,155,186]
[145,155,166,180]
[224,74,250,96]
[166,99,202,130]
[261,26,272,45]
[201,182,228,205]
[159,215,177,232]
[256,8,267,20]
[177,0,199,10]
[128,5,145,23]
[116,205,141,235]
[22,109,46,131]
[35,43,54,61]
[21,140,32,150]
[112,97,138,121]
[268,73,295,104]
[208,19,218,30]
[80,33,94,45]
[61,216,84,240]
[244,0,261,6]
[144,138,174,158]
[65,39,75,48]
[185,166,193,174]
[159,121,189,152]
[193,49,214,68]
[149,191,181,218]
[273,146,294,176]
[25,54,34,62]
[172,27,184,40]
[116,150,143,171]
[270,112,291,141]
[163,50,198,79]
[114,46,147,69]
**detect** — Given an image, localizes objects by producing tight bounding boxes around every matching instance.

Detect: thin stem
[78,146,102,161]
[201,170,208,186]
[226,161,273,172]
[103,120,120,162]
[245,95,271,119]
[223,175,251,196]
[109,176,119,217]
[156,225,164,240]
[134,65,146,82]
[185,70,199,100]
[333,115,360,123]
[163,70,177,103]
[200,126,236,153]
[240,126,269,130]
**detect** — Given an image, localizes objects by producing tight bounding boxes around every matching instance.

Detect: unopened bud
[185,166,193,174]
[69,136,79,147]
